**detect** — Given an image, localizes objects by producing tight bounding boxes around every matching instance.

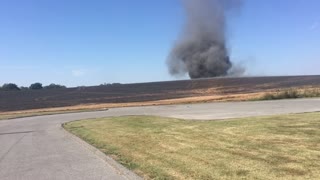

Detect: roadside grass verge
[256,88,320,101]
[0,109,100,121]
[0,111,63,120]
[64,113,320,180]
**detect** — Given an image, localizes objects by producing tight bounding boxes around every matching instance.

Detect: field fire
[1,75,320,112]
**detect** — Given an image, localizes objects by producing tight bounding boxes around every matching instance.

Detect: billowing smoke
[167,0,242,79]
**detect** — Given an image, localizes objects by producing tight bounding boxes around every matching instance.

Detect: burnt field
[1,75,320,112]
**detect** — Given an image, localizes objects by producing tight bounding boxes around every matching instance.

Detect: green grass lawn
[64,113,320,180]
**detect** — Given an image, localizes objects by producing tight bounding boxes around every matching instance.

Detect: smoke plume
[167,0,242,79]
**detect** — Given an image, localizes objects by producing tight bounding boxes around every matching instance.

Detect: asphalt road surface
[1,98,320,180]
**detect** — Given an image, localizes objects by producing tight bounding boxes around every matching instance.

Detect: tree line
[0,83,67,91]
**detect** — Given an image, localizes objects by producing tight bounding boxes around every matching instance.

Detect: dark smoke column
[167,0,240,79]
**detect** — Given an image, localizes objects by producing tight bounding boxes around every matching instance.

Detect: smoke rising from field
[167,0,243,79]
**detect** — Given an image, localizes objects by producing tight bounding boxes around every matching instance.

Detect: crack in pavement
[0,134,27,163]
[0,131,34,136]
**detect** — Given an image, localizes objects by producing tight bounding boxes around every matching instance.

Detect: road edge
[60,124,142,180]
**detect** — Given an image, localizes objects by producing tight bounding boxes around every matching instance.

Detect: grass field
[64,113,320,180]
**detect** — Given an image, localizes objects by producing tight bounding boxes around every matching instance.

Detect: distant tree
[29,83,43,90]
[111,83,122,87]
[100,83,108,86]
[44,83,66,89]
[1,83,20,91]
[99,83,122,87]
[20,86,29,91]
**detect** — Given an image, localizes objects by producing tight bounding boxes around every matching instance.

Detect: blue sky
[0,0,319,87]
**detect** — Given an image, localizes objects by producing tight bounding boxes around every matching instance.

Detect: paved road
[1,98,320,180]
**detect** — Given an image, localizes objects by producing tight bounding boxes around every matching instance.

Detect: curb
[60,125,142,180]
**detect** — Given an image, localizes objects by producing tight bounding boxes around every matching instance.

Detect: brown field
[1,75,320,115]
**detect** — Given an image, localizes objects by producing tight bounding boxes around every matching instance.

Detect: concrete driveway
[1,98,320,180]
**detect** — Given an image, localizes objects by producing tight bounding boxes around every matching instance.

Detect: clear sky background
[0,0,319,87]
